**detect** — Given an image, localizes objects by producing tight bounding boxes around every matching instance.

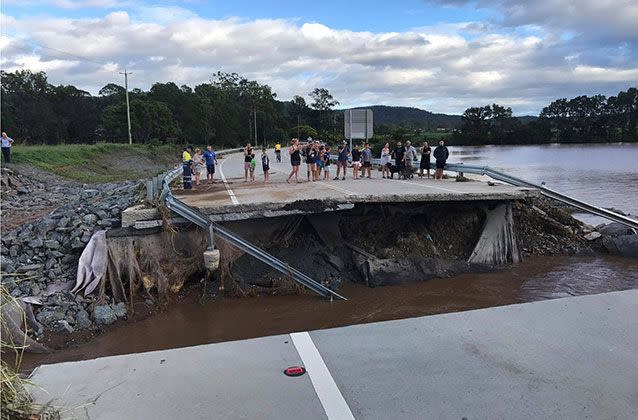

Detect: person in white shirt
[1,132,14,163]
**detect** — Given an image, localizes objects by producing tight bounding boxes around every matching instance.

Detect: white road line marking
[319,181,358,196]
[290,332,355,420]
[396,178,458,193]
[218,158,239,205]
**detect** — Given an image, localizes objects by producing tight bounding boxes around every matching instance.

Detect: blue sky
[1,0,636,114]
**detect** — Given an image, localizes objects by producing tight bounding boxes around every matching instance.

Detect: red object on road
[283,366,306,377]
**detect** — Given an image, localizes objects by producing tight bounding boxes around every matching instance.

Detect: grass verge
[9,143,179,183]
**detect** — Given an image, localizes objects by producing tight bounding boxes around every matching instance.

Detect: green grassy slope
[9,143,181,183]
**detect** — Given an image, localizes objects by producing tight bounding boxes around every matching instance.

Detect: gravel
[1,166,143,333]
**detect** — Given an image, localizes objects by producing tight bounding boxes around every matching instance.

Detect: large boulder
[603,235,638,258]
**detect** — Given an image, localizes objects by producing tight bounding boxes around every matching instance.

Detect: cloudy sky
[1,0,637,114]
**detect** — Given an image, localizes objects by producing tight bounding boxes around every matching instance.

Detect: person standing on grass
[362,143,373,178]
[335,141,349,180]
[261,147,270,183]
[203,145,217,183]
[1,132,14,163]
[433,140,449,180]
[419,141,431,178]
[351,144,362,179]
[380,142,391,178]
[287,138,302,183]
[244,143,254,182]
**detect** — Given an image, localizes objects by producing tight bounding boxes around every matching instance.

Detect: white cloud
[0,6,636,115]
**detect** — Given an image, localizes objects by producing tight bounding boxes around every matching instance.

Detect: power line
[1,33,111,67]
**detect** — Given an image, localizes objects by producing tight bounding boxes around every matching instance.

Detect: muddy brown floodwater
[22,255,638,371]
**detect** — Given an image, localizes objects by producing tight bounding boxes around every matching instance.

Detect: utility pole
[253,108,257,143]
[119,69,133,145]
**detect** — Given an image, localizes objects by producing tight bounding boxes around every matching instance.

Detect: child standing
[261,147,270,183]
[323,147,331,180]
[249,156,256,182]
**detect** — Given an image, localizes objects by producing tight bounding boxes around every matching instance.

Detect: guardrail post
[146,180,155,201]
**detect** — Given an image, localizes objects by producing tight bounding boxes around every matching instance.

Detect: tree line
[452,89,637,145]
[1,69,636,146]
[0,70,341,147]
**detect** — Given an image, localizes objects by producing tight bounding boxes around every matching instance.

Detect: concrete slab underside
[30,290,638,419]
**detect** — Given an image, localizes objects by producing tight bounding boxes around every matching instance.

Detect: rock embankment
[1,166,143,335]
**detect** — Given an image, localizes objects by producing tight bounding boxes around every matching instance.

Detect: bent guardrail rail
[158,160,346,300]
[442,163,638,230]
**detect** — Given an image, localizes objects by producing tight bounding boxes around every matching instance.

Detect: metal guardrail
[159,156,346,300]
[440,162,638,230]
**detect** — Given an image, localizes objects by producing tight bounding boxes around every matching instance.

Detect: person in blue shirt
[202,145,217,183]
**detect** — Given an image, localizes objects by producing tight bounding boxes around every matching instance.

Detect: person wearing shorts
[305,142,317,181]
[323,147,332,180]
[203,145,217,183]
[361,143,373,178]
[351,144,362,179]
[261,147,270,183]
[244,143,254,182]
[335,142,349,180]
[287,139,302,183]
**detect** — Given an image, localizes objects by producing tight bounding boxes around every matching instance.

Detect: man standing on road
[404,141,417,171]
[361,143,373,178]
[1,132,14,163]
[203,145,217,183]
[334,141,350,180]
[392,141,406,172]
[433,140,449,180]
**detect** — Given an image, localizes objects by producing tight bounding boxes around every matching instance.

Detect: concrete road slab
[29,335,326,420]
[311,289,638,420]
[174,150,536,219]
[29,290,638,419]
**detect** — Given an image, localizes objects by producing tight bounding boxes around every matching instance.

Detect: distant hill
[341,105,538,128]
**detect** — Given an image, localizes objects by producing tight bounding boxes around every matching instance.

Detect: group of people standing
[286,138,333,183]
[181,145,218,189]
[180,138,450,189]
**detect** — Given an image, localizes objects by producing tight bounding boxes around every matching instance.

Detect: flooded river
[452,143,638,225]
[22,255,638,371]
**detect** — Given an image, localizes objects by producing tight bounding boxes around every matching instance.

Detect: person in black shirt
[244,143,254,182]
[351,144,362,179]
[419,140,431,179]
[392,141,406,171]
[433,140,449,180]
[287,139,302,183]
